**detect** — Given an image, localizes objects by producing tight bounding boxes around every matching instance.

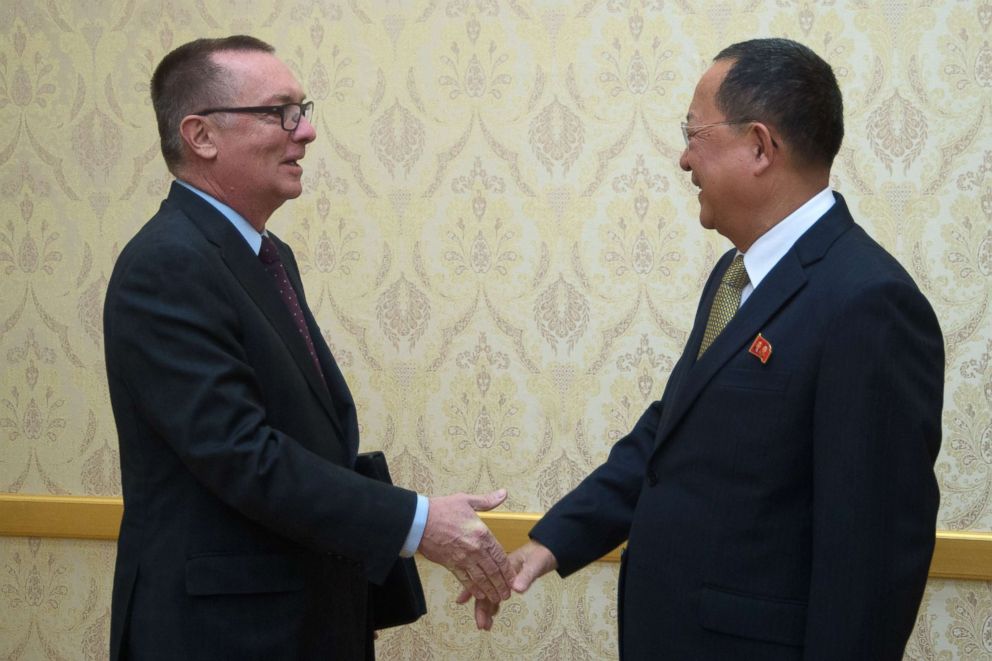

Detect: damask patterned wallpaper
[1,1,990,659]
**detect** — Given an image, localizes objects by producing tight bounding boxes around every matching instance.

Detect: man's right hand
[418,489,515,604]
[456,539,559,630]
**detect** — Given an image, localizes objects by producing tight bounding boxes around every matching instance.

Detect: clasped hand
[455,539,558,630]
[419,489,516,604]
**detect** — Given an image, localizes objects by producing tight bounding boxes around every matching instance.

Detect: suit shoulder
[112,202,212,278]
[826,224,922,292]
[804,222,939,334]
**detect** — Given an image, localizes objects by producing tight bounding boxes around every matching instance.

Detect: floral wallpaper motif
[1,1,990,659]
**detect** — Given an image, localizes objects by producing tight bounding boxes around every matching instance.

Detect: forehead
[687,59,733,121]
[213,50,304,103]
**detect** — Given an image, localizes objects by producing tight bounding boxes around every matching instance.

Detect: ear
[179,115,219,162]
[750,122,777,175]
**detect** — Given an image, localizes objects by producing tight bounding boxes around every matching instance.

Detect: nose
[292,115,317,144]
[679,145,690,172]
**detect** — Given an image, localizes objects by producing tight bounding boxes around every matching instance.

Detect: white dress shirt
[738,187,836,307]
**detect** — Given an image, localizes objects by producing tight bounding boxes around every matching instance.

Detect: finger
[452,568,486,602]
[466,488,507,512]
[485,537,516,598]
[475,598,499,630]
[469,563,502,603]
[466,580,487,602]
[475,541,512,600]
[464,559,503,603]
[456,561,491,602]
[455,587,473,605]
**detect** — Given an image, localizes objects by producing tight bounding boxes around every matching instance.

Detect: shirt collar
[175,179,264,255]
[741,187,835,292]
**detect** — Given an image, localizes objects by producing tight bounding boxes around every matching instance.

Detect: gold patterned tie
[697,254,749,358]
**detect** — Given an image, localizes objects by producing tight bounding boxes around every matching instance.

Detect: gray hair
[150,35,275,171]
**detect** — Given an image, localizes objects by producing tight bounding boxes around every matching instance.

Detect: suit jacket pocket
[698,584,806,647]
[185,553,307,596]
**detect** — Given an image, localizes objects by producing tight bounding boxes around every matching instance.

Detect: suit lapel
[653,251,729,434]
[652,193,855,452]
[167,184,345,437]
[274,233,361,461]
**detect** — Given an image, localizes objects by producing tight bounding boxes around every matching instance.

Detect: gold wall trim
[2,494,990,581]
[0,494,124,541]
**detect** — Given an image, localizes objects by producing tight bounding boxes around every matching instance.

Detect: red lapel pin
[748,333,772,364]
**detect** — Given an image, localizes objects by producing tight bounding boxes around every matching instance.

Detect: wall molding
[2,494,990,581]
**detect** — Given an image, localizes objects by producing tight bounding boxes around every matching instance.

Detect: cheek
[686,145,716,176]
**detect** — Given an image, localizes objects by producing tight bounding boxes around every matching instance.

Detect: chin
[279,184,304,200]
[698,209,716,231]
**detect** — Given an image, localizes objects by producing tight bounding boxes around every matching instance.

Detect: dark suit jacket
[531,193,944,660]
[104,183,416,660]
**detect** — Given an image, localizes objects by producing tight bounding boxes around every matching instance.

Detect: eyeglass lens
[283,103,313,130]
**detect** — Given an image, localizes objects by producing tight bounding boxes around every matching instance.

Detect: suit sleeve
[803,280,943,660]
[105,238,415,582]
[530,400,663,576]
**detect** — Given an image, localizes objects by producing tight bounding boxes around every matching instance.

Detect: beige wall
[1,1,991,658]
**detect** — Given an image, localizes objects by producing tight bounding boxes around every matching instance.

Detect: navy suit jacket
[105,183,416,660]
[531,193,944,660]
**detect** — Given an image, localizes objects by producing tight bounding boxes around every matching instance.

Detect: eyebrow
[264,93,308,104]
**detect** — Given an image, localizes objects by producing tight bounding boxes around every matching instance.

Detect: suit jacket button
[646,469,658,486]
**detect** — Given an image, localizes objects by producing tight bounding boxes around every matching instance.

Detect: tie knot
[259,235,281,265]
[723,254,749,291]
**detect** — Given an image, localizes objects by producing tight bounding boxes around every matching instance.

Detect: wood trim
[0,494,123,541]
[927,531,992,581]
[1,494,990,581]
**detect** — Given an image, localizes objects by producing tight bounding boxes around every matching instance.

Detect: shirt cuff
[399,494,429,558]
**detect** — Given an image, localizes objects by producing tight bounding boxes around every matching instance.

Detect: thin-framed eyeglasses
[193,101,315,132]
[680,119,761,146]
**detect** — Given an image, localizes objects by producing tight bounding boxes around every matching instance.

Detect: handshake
[419,489,557,630]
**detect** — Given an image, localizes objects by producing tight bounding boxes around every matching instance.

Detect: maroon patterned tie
[258,235,326,387]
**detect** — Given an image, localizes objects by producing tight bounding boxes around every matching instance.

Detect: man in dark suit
[104,36,514,661]
[464,38,944,660]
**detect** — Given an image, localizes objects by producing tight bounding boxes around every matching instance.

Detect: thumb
[512,543,555,593]
[512,562,539,593]
[468,488,507,512]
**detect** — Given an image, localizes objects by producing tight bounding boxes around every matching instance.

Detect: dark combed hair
[714,38,844,169]
[150,35,275,170]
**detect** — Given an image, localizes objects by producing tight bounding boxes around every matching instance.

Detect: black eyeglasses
[193,101,314,131]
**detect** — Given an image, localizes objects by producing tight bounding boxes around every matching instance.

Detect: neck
[731,170,829,252]
[175,167,273,232]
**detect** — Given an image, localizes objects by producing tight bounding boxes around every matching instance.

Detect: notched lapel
[172,186,345,437]
[650,193,855,456]
[227,240,345,437]
[653,252,730,435]
[652,252,806,454]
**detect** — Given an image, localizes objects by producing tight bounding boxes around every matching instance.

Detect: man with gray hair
[105,35,514,660]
